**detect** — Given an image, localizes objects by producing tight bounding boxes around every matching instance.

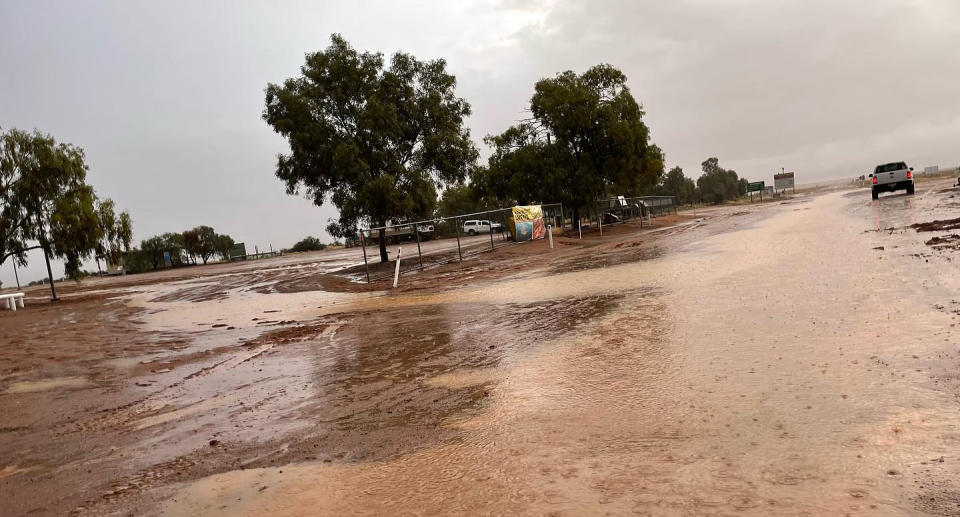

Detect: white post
[547,225,554,249]
[392,247,402,288]
[599,216,603,236]
[578,220,582,240]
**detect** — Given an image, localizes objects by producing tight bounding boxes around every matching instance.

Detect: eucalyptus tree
[478,65,663,224]
[94,198,133,275]
[0,128,101,299]
[263,34,478,262]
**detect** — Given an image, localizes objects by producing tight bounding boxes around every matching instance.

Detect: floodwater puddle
[425,367,500,389]
[4,376,89,394]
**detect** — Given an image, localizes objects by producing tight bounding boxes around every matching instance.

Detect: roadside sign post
[392,247,402,288]
[747,181,765,203]
[774,171,796,194]
[360,233,371,284]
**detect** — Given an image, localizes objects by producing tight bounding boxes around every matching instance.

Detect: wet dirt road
[161,184,960,515]
[4,181,960,515]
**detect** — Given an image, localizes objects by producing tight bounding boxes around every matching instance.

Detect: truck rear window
[875,162,907,173]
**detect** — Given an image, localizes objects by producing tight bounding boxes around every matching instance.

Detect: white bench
[1,293,25,311]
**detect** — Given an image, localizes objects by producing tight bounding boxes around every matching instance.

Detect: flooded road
[164,187,960,515]
[3,183,960,515]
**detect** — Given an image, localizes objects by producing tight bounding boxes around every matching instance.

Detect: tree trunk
[96,256,102,277]
[42,244,58,301]
[572,206,581,230]
[378,228,388,263]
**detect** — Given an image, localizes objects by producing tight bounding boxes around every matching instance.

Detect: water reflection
[871,193,915,230]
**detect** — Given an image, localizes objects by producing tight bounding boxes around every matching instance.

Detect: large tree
[479,64,663,223]
[0,128,102,299]
[660,166,697,205]
[263,34,478,262]
[214,233,235,262]
[94,198,133,275]
[182,225,218,264]
[697,157,746,204]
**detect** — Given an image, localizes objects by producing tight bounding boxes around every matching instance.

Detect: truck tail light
[907,170,912,179]
[872,176,877,184]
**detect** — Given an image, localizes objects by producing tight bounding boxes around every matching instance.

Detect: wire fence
[552,196,677,233]
[358,197,673,284]
[360,205,561,283]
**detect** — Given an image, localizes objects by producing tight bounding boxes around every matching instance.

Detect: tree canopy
[182,225,219,264]
[263,34,478,261]
[137,226,235,270]
[94,198,133,273]
[0,128,119,298]
[476,64,664,220]
[289,236,326,253]
[697,157,747,204]
[658,166,697,205]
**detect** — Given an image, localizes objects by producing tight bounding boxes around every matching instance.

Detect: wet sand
[3,179,960,515]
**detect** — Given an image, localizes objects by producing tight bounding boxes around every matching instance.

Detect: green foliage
[477,64,663,220]
[139,233,185,270]
[697,157,745,204]
[139,235,166,270]
[659,166,697,205]
[95,198,134,269]
[0,128,103,292]
[436,184,498,216]
[138,226,234,270]
[214,234,235,261]
[289,236,327,253]
[263,34,478,262]
[122,248,152,275]
[182,225,219,264]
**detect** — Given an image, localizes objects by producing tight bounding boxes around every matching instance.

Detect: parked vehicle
[417,224,435,240]
[463,219,503,235]
[365,222,436,244]
[870,161,914,199]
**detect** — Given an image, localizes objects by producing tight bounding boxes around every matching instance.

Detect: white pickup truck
[870,161,914,200]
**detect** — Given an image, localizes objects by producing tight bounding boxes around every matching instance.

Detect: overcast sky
[2,0,960,287]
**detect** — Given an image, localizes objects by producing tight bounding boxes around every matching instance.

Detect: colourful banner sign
[512,205,546,242]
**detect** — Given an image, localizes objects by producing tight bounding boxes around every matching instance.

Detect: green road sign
[747,181,765,193]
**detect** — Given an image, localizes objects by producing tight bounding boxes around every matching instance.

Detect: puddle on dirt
[4,376,89,393]
[122,283,369,333]
[425,367,501,389]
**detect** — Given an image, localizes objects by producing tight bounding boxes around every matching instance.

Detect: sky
[2,0,960,287]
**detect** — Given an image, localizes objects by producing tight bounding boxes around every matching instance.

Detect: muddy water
[165,191,960,515]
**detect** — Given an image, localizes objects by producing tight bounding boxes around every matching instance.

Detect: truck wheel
[871,187,879,200]
[907,184,915,195]
[468,230,476,236]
